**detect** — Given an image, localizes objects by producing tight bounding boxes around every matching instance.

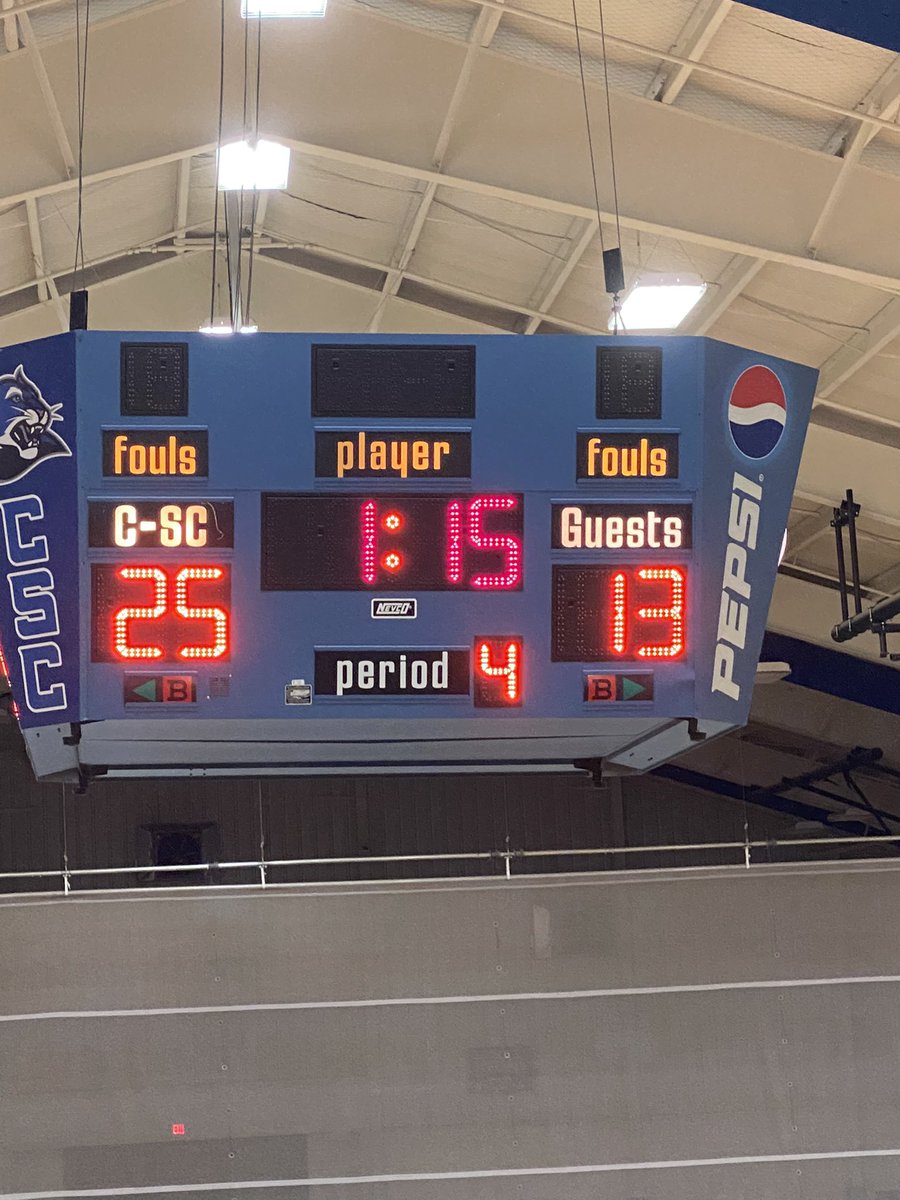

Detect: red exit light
[171,1123,185,1136]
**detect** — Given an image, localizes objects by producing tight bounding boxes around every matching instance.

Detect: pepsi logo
[728,365,787,460]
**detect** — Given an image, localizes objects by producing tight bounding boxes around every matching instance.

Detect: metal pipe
[832,507,850,622]
[846,489,864,615]
[1,836,899,888]
[224,191,243,332]
[832,591,900,643]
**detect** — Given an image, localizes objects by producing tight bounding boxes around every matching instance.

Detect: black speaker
[68,289,89,331]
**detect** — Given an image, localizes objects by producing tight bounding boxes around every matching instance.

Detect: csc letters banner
[0,339,80,727]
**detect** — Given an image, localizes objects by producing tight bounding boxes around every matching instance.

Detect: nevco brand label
[315,431,471,479]
[371,599,417,619]
[315,649,469,696]
[576,432,679,480]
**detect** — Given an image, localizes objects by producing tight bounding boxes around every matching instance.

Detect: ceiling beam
[260,238,603,332]
[434,3,504,171]
[824,55,900,157]
[647,0,732,105]
[521,218,596,334]
[346,0,900,142]
[24,196,66,331]
[285,140,900,294]
[368,180,437,334]
[865,562,900,593]
[816,294,900,399]
[1,0,18,53]
[6,0,900,148]
[0,223,605,337]
[0,0,76,17]
[172,156,191,252]
[3,134,900,310]
[681,253,765,334]
[280,136,900,295]
[784,508,832,561]
[18,8,76,178]
[368,2,505,334]
[808,56,900,257]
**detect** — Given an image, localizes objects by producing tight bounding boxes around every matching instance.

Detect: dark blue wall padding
[761,631,900,716]
[743,1,900,54]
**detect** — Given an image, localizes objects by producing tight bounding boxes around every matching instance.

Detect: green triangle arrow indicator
[621,676,646,701]
[133,678,158,702]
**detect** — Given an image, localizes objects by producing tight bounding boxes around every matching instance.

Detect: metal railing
[0,831,897,895]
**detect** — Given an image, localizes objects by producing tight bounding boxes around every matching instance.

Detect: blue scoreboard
[0,332,816,781]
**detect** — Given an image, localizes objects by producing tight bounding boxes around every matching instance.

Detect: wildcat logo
[0,366,70,486]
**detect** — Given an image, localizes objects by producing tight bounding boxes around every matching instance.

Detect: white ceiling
[1,0,899,665]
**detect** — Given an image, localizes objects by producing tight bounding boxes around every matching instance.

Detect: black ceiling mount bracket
[573,757,604,788]
[830,489,900,659]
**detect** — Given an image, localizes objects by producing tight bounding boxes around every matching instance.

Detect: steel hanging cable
[570,0,626,328]
[72,0,92,288]
[209,0,227,326]
[244,11,263,328]
[570,0,605,258]
[595,0,622,253]
[233,1,254,321]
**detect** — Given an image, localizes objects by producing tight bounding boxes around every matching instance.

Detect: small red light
[382,552,403,572]
[382,511,403,532]
[172,1124,185,1136]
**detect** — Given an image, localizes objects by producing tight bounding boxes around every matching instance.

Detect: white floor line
[2,972,900,1024]
[4,1146,900,1199]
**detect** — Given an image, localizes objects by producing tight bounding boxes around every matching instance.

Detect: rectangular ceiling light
[610,273,707,332]
[241,0,328,15]
[216,139,291,191]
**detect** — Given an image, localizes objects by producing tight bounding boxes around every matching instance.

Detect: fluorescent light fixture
[610,272,707,332]
[216,139,290,191]
[241,0,327,16]
[199,321,259,335]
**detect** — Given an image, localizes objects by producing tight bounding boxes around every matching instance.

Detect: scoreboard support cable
[0,333,817,780]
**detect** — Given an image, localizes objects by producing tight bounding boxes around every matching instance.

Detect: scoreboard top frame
[0,331,817,780]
